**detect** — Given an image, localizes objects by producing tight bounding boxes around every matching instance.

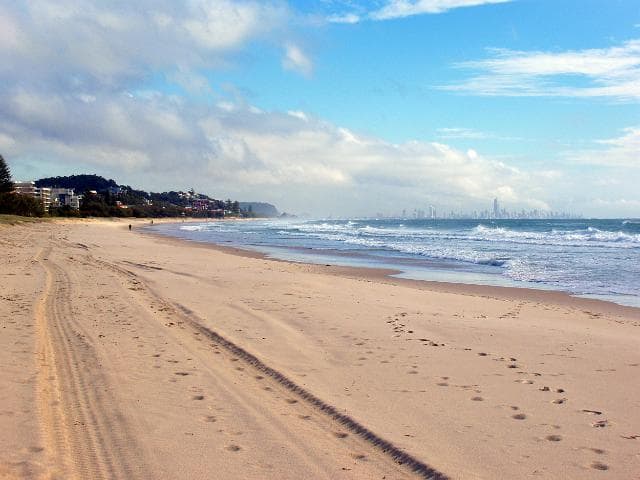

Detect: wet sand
[1,219,638,479]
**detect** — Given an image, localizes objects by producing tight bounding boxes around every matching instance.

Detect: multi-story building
[50,188,82,210]
[14,181,52,211]
[13,181,37,196]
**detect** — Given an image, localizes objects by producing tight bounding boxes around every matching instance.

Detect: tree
[0,154,13,193]
[0,192,44,216]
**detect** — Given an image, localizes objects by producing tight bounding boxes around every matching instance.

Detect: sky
[0,0,639,217]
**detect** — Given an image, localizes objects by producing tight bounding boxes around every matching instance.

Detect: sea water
[150,218,640,308]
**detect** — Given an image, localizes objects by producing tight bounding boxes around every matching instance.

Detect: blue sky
[198,1,639,147]
[1,0,639,216]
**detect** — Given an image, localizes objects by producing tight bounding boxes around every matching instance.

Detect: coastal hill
[239,202,279,218]
[34,174,279,219]
[36,174,118,192]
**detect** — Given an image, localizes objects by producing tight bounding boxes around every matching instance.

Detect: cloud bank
[0,87,551,215]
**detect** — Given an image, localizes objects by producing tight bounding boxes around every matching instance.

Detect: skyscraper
[493,198,499,219]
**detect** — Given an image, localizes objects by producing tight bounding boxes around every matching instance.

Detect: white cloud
[370,0,512,20]
[287,110,309,121]
[327,13,361,24]
[445,39,640,101]
[436,127,489,139]
[326,0,511,23]
[183,0,285,50]
[564,126,640,168]
[0,0,290,87]
[282,43,313,76]
[0,8,21,50]
[168,68,212,94]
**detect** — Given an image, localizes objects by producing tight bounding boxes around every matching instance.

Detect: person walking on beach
[128,224,132,231]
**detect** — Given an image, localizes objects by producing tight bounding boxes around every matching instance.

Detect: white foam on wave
[172,219,640,299]
[179,225,205,232]
[469,225,640,248]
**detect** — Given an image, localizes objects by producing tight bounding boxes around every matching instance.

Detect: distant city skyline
[1,1,639,217]
[372,196,582,220]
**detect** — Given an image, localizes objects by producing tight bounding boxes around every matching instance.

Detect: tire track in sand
[95,256,449,480]
[34,245,146,480]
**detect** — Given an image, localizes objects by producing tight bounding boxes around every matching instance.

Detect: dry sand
[1,218,639,479]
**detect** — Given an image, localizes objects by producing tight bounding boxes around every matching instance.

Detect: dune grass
[0,214,49,226]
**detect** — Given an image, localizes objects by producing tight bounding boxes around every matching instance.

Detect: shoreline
[141,223,640,320]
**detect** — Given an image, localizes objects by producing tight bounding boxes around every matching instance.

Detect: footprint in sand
[203,415,217,423]
[591,462,608,471]
[298,415,311,420]
[512,413,527,420]
[437,382,449,387]
[333,432,348,438]
[546,435,562,442]
[285,398,298,404]
[226,445,241,452]
[582,409,603,415]
[471,396,484,401]
[192,395,205,401]
[592,420,609,428]
[552,398,567,405]
[174,372,190,376]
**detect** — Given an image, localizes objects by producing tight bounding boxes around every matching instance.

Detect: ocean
[149,218,640,308]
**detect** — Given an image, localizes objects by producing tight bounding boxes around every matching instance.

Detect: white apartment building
[13,181,52,211]
[50,188,82,210]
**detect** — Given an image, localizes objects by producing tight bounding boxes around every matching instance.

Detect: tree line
[0,155,259,219]
[0,155,44,217]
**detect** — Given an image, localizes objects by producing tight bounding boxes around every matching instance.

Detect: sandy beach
[1,218,639,479]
